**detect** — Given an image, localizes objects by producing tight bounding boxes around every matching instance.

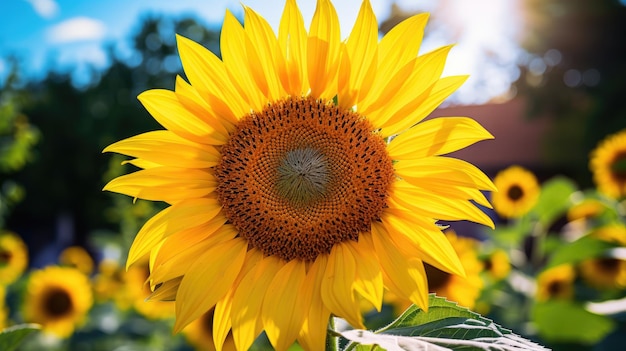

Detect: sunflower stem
[326,316,339,351]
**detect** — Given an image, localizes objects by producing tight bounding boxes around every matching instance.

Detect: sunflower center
[610,152,626,181]
[507,184,524,201]
[424,263,451,291]
[0,250,11,265]
[276,148,329,205]
[597,258,620,273]
[215,96,394,261]
[547,280,564,297]
[43,288,73,317]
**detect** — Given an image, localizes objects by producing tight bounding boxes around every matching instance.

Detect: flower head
[59,246,94,276]
[104,0,494,349]
[23,266,93,338]
[0,231,28,285]
[492,165,540,219]
[536,265,575,302]
[590,129,626,199]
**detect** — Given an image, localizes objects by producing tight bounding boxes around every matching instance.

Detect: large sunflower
[103,0,495,349]
[590,129,626,199]
[23,266,93,338]
[0,231,28,285]
[491,165,540,219]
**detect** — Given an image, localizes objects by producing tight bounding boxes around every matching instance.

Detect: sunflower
[183,309,236,351]
[0,231,28,285]
[535,264,575,302]
[566,198,607,223]
[103,0,495,349]
[23,266,93,338]
[491,165,540,219]
[125,261,175,320]
[59,246,94,276]
[92,259,129,306]
[590,129,626,199]
[483,249,511,282]
[423,230,484,310]
[579,224,626,290]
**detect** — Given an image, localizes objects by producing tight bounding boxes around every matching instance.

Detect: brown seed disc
[215,96,394,262]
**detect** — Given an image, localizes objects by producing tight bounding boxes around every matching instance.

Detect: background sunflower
[590,129,626,199]
[0,231,28,286]
[492,165,540,219]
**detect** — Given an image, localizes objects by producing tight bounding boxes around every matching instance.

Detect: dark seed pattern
[215,96,394,261]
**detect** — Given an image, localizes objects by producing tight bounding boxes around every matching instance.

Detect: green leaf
[344,295,548,351]
[531,177,577,226]
[546,235,621,268]
[532,301,615,344]
[0,324,40,351]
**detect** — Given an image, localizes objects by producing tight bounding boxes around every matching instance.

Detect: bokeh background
[1,0,625,350]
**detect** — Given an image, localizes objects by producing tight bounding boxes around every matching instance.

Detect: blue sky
[0,0,525,104]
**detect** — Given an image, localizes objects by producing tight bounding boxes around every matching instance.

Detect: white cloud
[46,17,107,44]
[25,0,59,19]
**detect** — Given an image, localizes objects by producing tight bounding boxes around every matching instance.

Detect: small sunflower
[423,231,484,309]
[492,165,540,219]
[59,246,94,276]
[92,259,128,305]
[0,231,28,285]
[23,266,93,338]
[483,249,511,282]
[590,129,626,199]
[103,0,495,349]
[126,262,175,320]
[579,224,626,290]
[536,264,575,302]
[183,309,236,351]
[566,199,607,223]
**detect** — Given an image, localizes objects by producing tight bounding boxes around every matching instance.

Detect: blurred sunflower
[566,198,607,223]
[183,309,236,351]
[536,265,575,302]
[126,262,175,320]
[492,166,540,219]
[590,129,626,199]
[103,0,495,349]
[0,231,28,285]
[23,266,93,338]
[92,259,128,306]
[579,224,626,290]
[483,249,511,282]
[59,246,94,276]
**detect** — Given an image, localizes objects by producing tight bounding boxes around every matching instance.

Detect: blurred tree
[515,0,626,185]
[0,58,40,228]
[4,14,220,263]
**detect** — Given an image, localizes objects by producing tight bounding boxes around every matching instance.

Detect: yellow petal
[278,0,308,94]
[338,0,378,108]
[150,224,238,284]
[394,156,496,192]
[367,45,452,123]
[381,75,468,136]
[345,238,383,311]
[213,293,233,351]
[307,0,341,99]
[378,13,429,80]
[320,243,364,328]
[126,197,222,268]
[138,89,230,145]
[388,117,493,160]
[176,34,246,122]
[174,76,236,132]
[231,256,283,351]
[262,260,307,351]
[173,238,248,333]
[103,167,216,202]
[104,130,220,168]
[221,10,265,113]
[243,6,287,101]
[148,277,182,302]
[381,208,465,277]
[297,256,331,351]
[371,222,429,311]
[389,181,494,229]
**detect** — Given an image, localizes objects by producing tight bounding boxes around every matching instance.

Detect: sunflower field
[1,0,626,350]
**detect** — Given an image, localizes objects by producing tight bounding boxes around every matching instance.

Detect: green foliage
[546,235,621,268]
[531,177,577,226]
[0,324,40,351]
[531,301,615,345]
